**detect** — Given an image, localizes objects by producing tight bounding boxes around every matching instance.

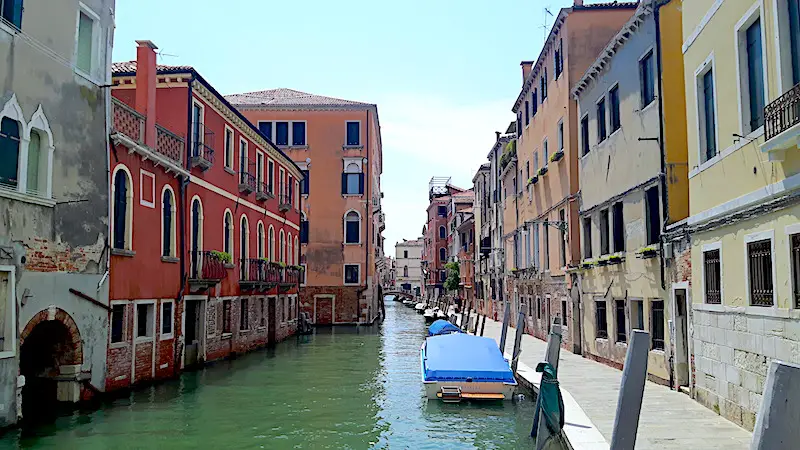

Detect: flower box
[597,257,610,266]
[636,246,659,259]
[550,150,564,163]
[530,175,539,185]
[538,166,549,177]
[608,255,623,264]
[580,260,595,269]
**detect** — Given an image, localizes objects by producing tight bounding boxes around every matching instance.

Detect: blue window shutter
[341,173,347,194]
[113,171,127,249]
[358,173,364,194]
[11,0,23,29]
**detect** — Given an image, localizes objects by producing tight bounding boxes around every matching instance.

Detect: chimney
[574,0,583,6]
[495,131,501,142]
[135,40,158,148]
[520,61,534,82]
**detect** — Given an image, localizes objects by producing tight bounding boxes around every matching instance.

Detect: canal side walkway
[474,316,752,449]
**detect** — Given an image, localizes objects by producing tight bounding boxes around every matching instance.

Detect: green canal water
[1,300,536,449]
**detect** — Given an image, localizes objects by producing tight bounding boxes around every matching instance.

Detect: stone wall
[300,286,362,324]
[691,306,800,430]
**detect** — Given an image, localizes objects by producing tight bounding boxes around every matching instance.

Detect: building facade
[395,239,423,297]
[0,0,115,425]
[681,0,800,430]
[507,1,637,350]
[572,0,688,386]
[108,42,302,391]
[228,89,384,325]
[422,178,464,302]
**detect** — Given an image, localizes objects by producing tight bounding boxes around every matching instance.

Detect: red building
[422,177,463,301]
[105,41,303,391]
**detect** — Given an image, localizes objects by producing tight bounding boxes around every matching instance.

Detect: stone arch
[20,307,83,368]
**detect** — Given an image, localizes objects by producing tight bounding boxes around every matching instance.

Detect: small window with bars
[615,300,626,343]
[792,234,800,308]
[651,300,665,350]
[595,300,608,339]
[748,239,774,306]
[704,249,721,304]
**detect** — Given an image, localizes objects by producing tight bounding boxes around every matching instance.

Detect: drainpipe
[654,4,668,292]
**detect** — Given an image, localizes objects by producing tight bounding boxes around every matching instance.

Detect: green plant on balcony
[550,149,564,163]
[499,140,517,170]
[636,246,659,259]
[538,166,548,177]
[276,261,287,268]
[580,259,596,269]
[597,255,611,266]
[608,254,623,264]
[211,250,232,264]
[292,265,304,271]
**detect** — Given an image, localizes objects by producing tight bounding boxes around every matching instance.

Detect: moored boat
[423,307,438,324]
[420,331,516,402]
[414,302,426,314]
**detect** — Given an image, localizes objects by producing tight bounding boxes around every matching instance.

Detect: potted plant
[636,246,659,259]
[211,250,233,266]
[608,254,623,264]
[597,256,610,266]
[550,149,564,163]
[580,259,595,269]
[538,166,548,177]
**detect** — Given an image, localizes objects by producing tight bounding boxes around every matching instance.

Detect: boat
[436,309,448,320]
[420,329,517,402]
[414,302,426,314]
[402,299,415,307]
[427,319,462,336]
[423,307,439,324]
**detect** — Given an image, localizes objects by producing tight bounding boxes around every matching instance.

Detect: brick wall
[23,236,104,273]
[300,286,361,324]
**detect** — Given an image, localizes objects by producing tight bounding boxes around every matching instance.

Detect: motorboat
[423,307,439,324]
[402,299,415,307]
[414,302,426,314]
[436,309,448,320]
[420,330,517,402]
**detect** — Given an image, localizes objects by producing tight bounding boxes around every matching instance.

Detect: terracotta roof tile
[225,88,373,108]
[111,61,193,75]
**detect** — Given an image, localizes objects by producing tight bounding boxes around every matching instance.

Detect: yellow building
[683,0,800,430]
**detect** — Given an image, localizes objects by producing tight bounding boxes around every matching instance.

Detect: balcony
[240,259,282,291]
[190,123,215,170]
[378,212,386,232]
[256,181,272,201]
[284,266,303,286]
[189,251,228,292]
[278,193,292,212]
[110,99,186,171]
[762,82,800,160]
[238,160,256,194]
[111,99,144,143]
[156,125,185,164]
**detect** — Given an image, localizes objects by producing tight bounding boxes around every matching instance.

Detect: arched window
[257,222,265,259]
[439,248,446,262]
[294,236,299,264]
[190,197,204,277]
[25,105,55,198]
[268,225,275,261]
[112,166,133,250]
[404,266,409,277]
[240,215,249,262]
[344,210,360,244]
[300,212,309,244]
[161,186,176,257]
[0,95,24,190]
[287,232,293,265]
[223,210,233,255]
[280,230,286,263]
[439,226,446,239]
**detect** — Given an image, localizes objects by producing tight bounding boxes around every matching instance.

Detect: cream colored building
[683,0,800,431]
[395,239,423,297]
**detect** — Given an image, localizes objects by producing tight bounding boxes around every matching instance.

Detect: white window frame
[255,150,265,185]
[343,263,361,285]
[257,221,265,259]
[786,223,800,309]
[223,209,234,256]
[159,299,175,340]
[701,241,723,305]
[637,46,657,111]
[596,94,608,143]
[0,266,17,359]
[192,100,205,146]
[139,169,155,208]
[773,0,800,93]
[279,167,286,197]
[294,235,299,265]
[290,120,308,147]
[74,2,103,82]
[160,184,177,259]
[189,195,204,257]
[345,120,362,147]
[280,229,286,263]
[694,53,720,165]
[608,83,622,135]
[268,225,275,261]
[287,232,293,265]
[111,164,134,251]
[267,158,275,195]
[109,300,129,348]
[557,118,564,151]
[224,125,234,170]
[734,1,768,136]
[300,263,307,286]
[542,138,549,166]
[344,209,362,245]
[133,299,156,342]
[744,229,777,308]
[238,137,248,173]
[257,121,272,141]
[23,105,55,200]
[240,214,250,263]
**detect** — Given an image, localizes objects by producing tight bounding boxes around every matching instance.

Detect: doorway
[673,286,690,388]
[314,295,334,325]
[184,299,205,368]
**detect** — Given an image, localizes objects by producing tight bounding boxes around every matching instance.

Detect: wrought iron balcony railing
[238,162,256,194]
[190,251,227,281]
[765,82,800,141]
[190,122,215,170]
[284,266,303,285]
[256,181,272,201]
[278,192,292,212]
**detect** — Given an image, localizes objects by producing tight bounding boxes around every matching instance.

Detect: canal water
[2,299,536,449]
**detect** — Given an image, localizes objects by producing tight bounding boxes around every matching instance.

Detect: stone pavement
[473,315,752,449]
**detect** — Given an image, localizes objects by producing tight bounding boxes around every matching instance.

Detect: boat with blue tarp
[420,331,517,402]
[427,319,463,336]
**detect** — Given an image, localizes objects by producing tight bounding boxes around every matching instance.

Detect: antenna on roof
[542,7,553,41]
[156,50,178,59]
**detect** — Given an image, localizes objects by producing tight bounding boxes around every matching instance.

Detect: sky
[113,0,579,256]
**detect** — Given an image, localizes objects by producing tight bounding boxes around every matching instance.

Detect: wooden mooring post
[610,329,649,450]
[479,314,486,336]
[499,301,510,353]
[511,311,526,373]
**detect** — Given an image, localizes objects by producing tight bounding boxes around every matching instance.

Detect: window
[793,234,800,308]
[516,114,522,138]
[76,10,97,76]
[557,121,564,151]
[268,160,275,194]
[1,0,23,29]
[640,51,655,107]
[609,85,621,133]
[704,248,721,304]
[645,187,660,245]
[275,122,289,146]
[112,168,133,250]
[292,122,306,146]
[600,209,610,255]
[439,226,446,239]
[240,216,249,263]
[161,301,173,337]
[300,213,309,244]
[268,226,275,260]
[524,101,530,126]
[26,131,41,194]
[258,121,272,141]
[615,300,626,343]
[543,139,549,165]
[744,18,765,132]
[561,300,567,326]
[224,127,233,169]
[583,217,592,259]
[345,211,360,244]
[280,230,286,263]
[223,211,233,256]
[301,169,309,195]
[540,67,548,101]
[256,152,264,186]
[536,297,542,320]
[580,115,590,156]
[543,221,549,271]
[342,163,364,195]
[162,187,176,257]
[437,205,447,217]
[789,0,800,85]
[439,270,446,283]
[403,266,409,277]
[612,202,625,253]
[240,298,249,330]
[651,300,665,350]
[287,232,293,265]
[136,303,154,338]
[403,250,408,258]
[748,239,774,306]
[439,247,446,262]
[346,121,360,146]
[631,300,644,330]
[595,301,608,339]
[294,236,299,264]
[344,264,359,284]
[554,39,563,79]
[533,223,540,271]
[257,223,265,258]
[0,117,20,188]
[597,98,607,142]
[532,90,538,116]
[222,299,232,334]
[559,209,566,267]
[111,304,125,343]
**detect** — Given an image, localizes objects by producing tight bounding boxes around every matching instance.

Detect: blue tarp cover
[428,320,463,336]
[423,333,515,383]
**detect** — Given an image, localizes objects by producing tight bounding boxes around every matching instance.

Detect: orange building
[227,90,384,325]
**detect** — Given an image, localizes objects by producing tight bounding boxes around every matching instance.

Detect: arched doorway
[19,308,83,421]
